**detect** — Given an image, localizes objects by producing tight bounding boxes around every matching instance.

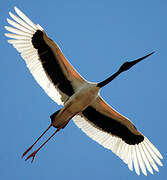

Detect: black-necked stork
[5,7,163,176]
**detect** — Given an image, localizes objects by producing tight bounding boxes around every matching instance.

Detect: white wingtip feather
[14,6,37,30]
[8,12,35,33]
[122,144,129,164]
[145,137,163,159]
[139,144,154,174]
[141,143,159,172]
[5,26,32,37]
[132,146,140,175]
[128,146,133,171]
[5,33,29,40]
[143,141,163,167]
[135,145,147,176]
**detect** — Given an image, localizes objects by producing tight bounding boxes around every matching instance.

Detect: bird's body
[5,7,163,176]
[53,83,99,128]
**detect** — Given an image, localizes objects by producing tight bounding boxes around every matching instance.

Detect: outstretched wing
[5,7,86,105]
[73,96,163,175]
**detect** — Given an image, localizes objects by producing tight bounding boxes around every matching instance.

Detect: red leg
[22,124,52,158]
[25,119,70,163]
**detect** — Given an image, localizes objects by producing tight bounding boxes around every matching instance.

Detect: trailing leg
[22,124,52,158]
[25,118,71,162]
[22,109,61,158]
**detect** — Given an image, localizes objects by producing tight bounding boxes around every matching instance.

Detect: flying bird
[5,7,163,176]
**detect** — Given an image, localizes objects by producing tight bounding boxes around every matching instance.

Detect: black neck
[97,51,155,88]
[97,69,122,88]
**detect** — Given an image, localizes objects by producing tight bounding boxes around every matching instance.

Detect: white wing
[5,7,86,105]
[73,96,163,175]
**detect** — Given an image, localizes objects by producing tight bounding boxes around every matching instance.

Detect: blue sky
[1,0,166,179]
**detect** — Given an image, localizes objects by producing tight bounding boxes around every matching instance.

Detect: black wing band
[82,106,144,145]
[32,30,74,97]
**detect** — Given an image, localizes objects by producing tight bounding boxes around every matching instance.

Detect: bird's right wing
[5,7,86,105]
[73,96,163,176]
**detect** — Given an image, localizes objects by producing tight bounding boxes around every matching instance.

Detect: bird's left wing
[73,96,163,176]
[5,7,86,105]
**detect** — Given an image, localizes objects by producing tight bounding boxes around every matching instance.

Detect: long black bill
[97,51,155,88]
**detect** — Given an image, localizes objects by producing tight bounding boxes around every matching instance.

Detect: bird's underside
[5,7,163,176]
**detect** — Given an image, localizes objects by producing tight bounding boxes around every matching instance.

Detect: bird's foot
[22,145,33,158]
[25,150,38,163]
[22,124,52,160]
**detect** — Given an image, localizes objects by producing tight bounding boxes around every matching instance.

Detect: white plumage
[5,7,163,176]
[73,114,162,176]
